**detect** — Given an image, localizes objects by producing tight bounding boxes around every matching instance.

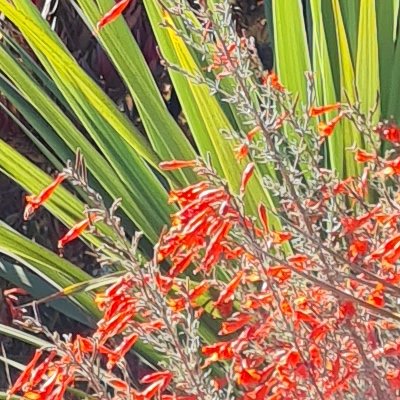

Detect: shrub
[2,1,400,399]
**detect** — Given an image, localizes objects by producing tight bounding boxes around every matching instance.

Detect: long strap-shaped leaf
[331,0,363,178]
[356,0,380,129]
[338,0,360,65]
[75,0,198,186]
[0,139,111,245]
[0,36,173,243]
[310,0,342,173]
[376,0,396,118]
[0,223,100,322]
[0,0,158,166]
[269,0,311,105]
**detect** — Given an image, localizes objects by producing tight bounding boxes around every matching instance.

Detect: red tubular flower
[202,341,234,367]
[354,149,377,163]
[24,173,65,220]
[131,371,173,400]
[380,156,400,176]
[387,369,400,390]
[214,270,244,308]
[261,71,285,92]
[271,231,292,244]
[246,126,261,141]
[366,233,400,265]
[140,371,173,387]
[318,113,343,137]
[234,143,249,161]
[159,159,197,170]
[58,213,97,249]
[240,162,255,194]
[340,205,381,235]
[96,308,136,343]
[220,313,252,335]
[235,367,262,387]
[8,349,42,396]
[258,202,269,234]
[374,122,400,143]
[367,283,385,308]
[159,181,236,275]
[309,103,340,117]
[96,0,131,32]
[106,333,139,369]
[202,221,232,272]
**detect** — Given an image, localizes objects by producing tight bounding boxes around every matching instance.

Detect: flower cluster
[7,1,400,399]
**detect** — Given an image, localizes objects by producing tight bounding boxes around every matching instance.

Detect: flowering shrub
[8,110,400,398]
[5,1,400,399]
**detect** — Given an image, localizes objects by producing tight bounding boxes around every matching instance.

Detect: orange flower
[309,103,340,117]
[333,177,354,195]
[387,369,400,390]
[267,265,291,282]
[58,213,98,249]
[8,349,42,396]
[374,122,400,143]
[220,313,252,335]
[106,333,139,369]
[367,283,385,308]
[235,367,261,387]
[380,156,400,176]
[240,162,255,194]
[132,371,173,400]
[168,278,210,312]
[168,253,195,277]
[159,159,197,170]
[24,173,65,220]
[159,182,235,275]
[354,149,376,163]
[96,308,136,343]
[340,205,381,235]
[96,0,131,33]
[318,113,343,137]
[309,323,330,343]
[274,111,289,129]
[366,234,400,265]
[243,292,273,310]
[202,341,234,367]
[271,231,292,244]
[234,143,249,161]
[246,126,261,141]
[262,71,285,92]
[258,202,269,234]
[214,270,244,308]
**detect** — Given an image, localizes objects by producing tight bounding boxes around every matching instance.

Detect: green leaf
[0,139,110,246]
[75,0,198,187]
[0,256,96,327]
[0,44,173,243]
[270,0,311,104]
[376,0,396,117]
[0,223,100,324]
[356,0,380,126]
[332,0,363,178]
[339,0,360,64]
[310,0,342,174]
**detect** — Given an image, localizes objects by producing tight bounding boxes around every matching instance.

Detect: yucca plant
[0,0,399,385]
[265,0,400,177]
